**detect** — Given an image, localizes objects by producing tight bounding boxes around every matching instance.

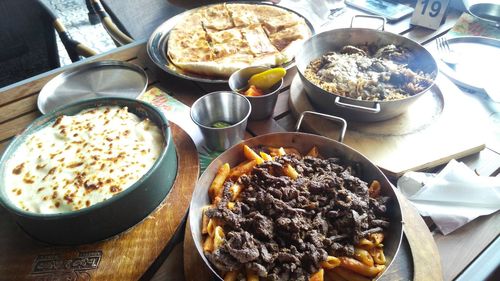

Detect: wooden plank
[288,74,489,178]
[434,211,500,281]
[0,112,40,142]
[275,114,297,132]
[194,82,230,94]
[246,118,286,136]
[273,90,290,118]
[0,95,38,124]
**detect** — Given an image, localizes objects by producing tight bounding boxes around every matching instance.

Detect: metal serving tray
[37,60,148,114]
[146,1,314,84]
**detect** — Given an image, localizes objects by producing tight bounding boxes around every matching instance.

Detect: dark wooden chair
[0,0,96,89]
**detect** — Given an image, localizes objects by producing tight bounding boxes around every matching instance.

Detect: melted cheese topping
[4,106,163,214]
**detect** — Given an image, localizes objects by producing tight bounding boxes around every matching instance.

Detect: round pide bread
[167,3,311,77]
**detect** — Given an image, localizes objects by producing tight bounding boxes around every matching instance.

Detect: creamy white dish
[4,106,163,214]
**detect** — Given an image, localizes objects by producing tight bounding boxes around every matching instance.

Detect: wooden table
[1,2,499,281]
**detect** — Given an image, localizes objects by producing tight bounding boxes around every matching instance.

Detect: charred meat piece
[340,45,367,56]
[205,155,391,279]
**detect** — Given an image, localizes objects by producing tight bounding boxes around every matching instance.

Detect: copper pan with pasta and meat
[189,112,403,281]
[295,15,438,122]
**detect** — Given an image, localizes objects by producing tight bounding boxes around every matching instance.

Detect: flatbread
[167,3,311,78]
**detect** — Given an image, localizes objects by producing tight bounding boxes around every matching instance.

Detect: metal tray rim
[37,60,148,114]
[437,36,500,93]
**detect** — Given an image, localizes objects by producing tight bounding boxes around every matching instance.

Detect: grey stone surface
[44,0,115,65]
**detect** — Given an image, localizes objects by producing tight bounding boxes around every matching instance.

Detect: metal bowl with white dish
[0,97,177,245]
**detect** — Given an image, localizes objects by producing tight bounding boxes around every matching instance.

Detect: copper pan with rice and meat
[189,113,403,280]
[295,16,438,122]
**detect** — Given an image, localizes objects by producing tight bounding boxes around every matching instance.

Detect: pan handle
[350,15,386,31]
[334,97,381,114]
[295,111,347,143]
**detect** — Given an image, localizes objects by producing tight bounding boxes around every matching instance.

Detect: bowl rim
[0,97,171,219]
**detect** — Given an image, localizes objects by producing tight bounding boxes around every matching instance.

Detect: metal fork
[436,37,458,66]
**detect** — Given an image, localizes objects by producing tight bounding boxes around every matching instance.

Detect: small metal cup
[228,66,283,120]
[191,91,251,151]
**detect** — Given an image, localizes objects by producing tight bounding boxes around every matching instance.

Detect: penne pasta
[203,235,214,253]
[244,145,264,164]
[369,247,386,265]
[214,226,225,249]
[354,248,374,267]
[368,180,381,198]
[229,160,257,179]
[207,218,216,237]
[229,183,242,201]
[357,238,374,250]
[284,164,299,179]
[339,257,385,278]
[278,147,287,156]
[369,233,384,246]
[307,146,319,157]
[332,268,371,281]
[224,270,238,281]
[210,163,230,200]
[321,256,341,269]
[325,269,348,281]
[259,151,273,161]
[309,268,324,281]
[201,206,210,234]
[246,271,259,281]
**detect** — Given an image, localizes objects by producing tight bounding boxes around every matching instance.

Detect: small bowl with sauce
[228,66,284,120]
[190,91,251,151]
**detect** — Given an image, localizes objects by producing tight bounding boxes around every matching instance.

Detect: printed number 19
[420,0,442,17]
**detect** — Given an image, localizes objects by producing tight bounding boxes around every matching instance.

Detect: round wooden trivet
[183,192,442,281]
[0,122,199,281]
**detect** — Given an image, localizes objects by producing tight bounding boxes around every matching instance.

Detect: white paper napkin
[397,159,500,235]
[278,0,345,28]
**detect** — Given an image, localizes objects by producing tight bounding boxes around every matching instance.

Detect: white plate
[437,36,500,94]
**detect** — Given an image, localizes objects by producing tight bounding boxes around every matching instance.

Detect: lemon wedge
[248,67,286,90]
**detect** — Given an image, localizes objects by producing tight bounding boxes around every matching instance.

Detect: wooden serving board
[0,123,199,281]
[289,74,488,178]
[183,191,442,281]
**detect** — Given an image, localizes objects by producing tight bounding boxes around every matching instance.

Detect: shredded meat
[304,44,434,101]
[204,154,390,280]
